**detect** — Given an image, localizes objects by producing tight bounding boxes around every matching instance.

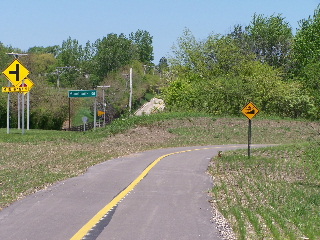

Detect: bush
[162,61,317,119]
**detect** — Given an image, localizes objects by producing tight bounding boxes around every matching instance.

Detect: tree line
[0,29,162,129]
[162,5,320,120]
[2,5,320,130]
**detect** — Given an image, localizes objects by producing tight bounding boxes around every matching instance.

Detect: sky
[0,0,319,64]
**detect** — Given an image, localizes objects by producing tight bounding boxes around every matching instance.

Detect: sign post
[241,102,260,158]
[68,90,97,130]
[82,116,88,131]
[97,85,110,126]
[2,57,33,134]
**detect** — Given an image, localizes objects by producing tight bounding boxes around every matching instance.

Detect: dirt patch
[97,126,177,155]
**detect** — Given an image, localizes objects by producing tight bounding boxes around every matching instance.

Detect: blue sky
[0,0,319,63]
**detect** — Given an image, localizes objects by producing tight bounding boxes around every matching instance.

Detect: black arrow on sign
[9,64,20,82]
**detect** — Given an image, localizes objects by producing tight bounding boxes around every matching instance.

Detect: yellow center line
[70,146,227,240]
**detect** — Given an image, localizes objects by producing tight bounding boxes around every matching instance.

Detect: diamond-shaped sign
[241,102,260,120]
[2,59,30,87]
[20,77,34,89]
[20,77,35,94]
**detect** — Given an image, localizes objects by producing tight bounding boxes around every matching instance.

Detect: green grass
[208,143,320,240]
[73,107,94,126]
[72,98,95,126]
[0,112,320,239]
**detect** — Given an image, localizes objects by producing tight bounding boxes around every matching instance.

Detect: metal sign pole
[18,93,20,129]
[3,53,29,134]
[248,119,252,159]
[21,79,25,134]
[68,90,97,131]
[241,102,260,159]
[7,83,10,134]
[129,68,132,113]
[27,92,30,130]
[97,85,110,126]
[94,97,97,131]
[69,98,71,130]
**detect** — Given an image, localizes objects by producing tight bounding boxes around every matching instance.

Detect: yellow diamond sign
[241,102,260,120]
[2,59,30,87]
[19,77,35,94]
[20,77,34,90]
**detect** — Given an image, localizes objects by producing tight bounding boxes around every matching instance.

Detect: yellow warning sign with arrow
[241,102,260,120]
[2,59,30,87]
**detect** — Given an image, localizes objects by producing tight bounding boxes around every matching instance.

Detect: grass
[0,112,320,239]
[72,98,95,126]
[208,143,320,240]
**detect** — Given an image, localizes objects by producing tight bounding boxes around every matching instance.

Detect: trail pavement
[0,144,267,240]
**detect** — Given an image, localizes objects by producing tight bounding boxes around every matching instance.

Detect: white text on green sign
[68,90,97,98]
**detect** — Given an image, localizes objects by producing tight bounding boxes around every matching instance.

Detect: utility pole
[122,68,133,113]
[97,85,110,125]
[129,68,133,113]
[55,66,75,89]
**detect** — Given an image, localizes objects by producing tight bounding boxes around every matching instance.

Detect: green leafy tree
[55,37,85,87]
[129,29,154,64]
[158,57,169,74]
[93,33,134,80]
[163,27,316,119]
[0,43,17,72]
[292,5,320,74]
[80,41,95,74]
[28,45,60,57]
[170,28,203,70]
[169,29,254,79]
[245,13,293,68]
[27,53,57,76]
[57,37,82,67]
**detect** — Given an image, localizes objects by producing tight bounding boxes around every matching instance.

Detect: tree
[292,5,320,74]
[245,13,293,68]
[169,29,254,79]
[57,37,82,68]
[93,33,134,80]
[54,37,89,87]
[27,53,57,76]
[0,43,17,71]
[80,41,95,74]
[158,57,169,73]
[129,29,154,64]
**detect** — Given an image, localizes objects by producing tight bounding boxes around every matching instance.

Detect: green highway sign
[68,90,97,98]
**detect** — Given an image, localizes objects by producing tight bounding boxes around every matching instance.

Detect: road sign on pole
[2,56,32,135]
[241,102,260,159]
[68,90,97,130]
[241,102,260,120]
[68,90,97,98]
[2,59,30,87]
[20,77,35,94]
